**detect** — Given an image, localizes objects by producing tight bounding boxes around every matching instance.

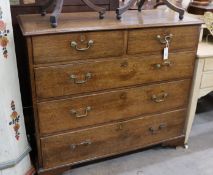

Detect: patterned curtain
[0,0,34,175]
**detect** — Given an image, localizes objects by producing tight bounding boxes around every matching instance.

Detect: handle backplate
[153,60,173,69]
[71,40,94,51]
[70,72,92,84]
[152,92,168,103]
[70,106,91,118]
[70,140,92,150]
[157,34,173,44]
[149,123,167,135]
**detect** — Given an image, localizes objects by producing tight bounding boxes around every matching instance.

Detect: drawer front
[128,26,199,55]
[41,109,186,169]
[204,58,213,71]
[201,71,213,89]
[38,80,190,135]
[32,31,124,64]
[35,52,195,99]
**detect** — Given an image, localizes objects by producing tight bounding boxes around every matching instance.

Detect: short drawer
[204,58,213,71]
[38,79,190,135]
[201,71,213,89]
[35,52,195,99]
[32,31,124,64]
[41,109,186,169]
[128,26,199,55]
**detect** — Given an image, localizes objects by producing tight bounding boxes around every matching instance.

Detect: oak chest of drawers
[18,10,202,175]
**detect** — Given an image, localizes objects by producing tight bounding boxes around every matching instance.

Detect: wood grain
[162,135,185,147]
[38,166,71,175]
[41,109,186,169]
[128,26,199,55]
[17,10,203,36]
[26,37,43,168]
[35,52,195,99]
[18,9,202,175]
[38,79,191,135]
[38,136,185,175]
[33,31,125,64]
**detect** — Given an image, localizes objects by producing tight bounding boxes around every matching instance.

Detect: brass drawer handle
[70,72,92,84]
[70,140,92,150]
[71,40,94,51]
[153,60,173,69]
[152,92,168,103]
[70,106,91,118]
[157,34,173,44]
[149,123,167,135]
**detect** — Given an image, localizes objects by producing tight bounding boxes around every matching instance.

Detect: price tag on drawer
[163,41,169,60]
[163,47,169,60]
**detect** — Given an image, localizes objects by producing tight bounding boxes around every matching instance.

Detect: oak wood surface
[17,9,202,175]
[41,109,186,169]
[33,31,125,64]
[38,79,191,135]
[37,136,185,175]
[26,37,43,167]
[10,0,118,123]
[35,52,195,99]
[17,10,203,36]
[128,26,199,55]
[38,166,71,175]
[161,135,185,147]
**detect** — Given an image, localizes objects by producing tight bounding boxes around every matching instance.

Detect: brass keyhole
[117,123,124,131]
[78,34,88,43]
[120,92,127,100]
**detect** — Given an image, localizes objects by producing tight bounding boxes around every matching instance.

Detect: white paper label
[163,47,169,60]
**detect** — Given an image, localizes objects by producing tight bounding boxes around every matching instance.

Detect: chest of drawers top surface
[18,10,202,36]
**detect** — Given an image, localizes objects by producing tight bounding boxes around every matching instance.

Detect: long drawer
[41,109,186,169]
[38,79,190,135]
[32,31,125,64]
[128,26,199,55]
[35,52,195,99]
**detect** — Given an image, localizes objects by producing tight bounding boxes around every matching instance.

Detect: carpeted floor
[64,94,213,175]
